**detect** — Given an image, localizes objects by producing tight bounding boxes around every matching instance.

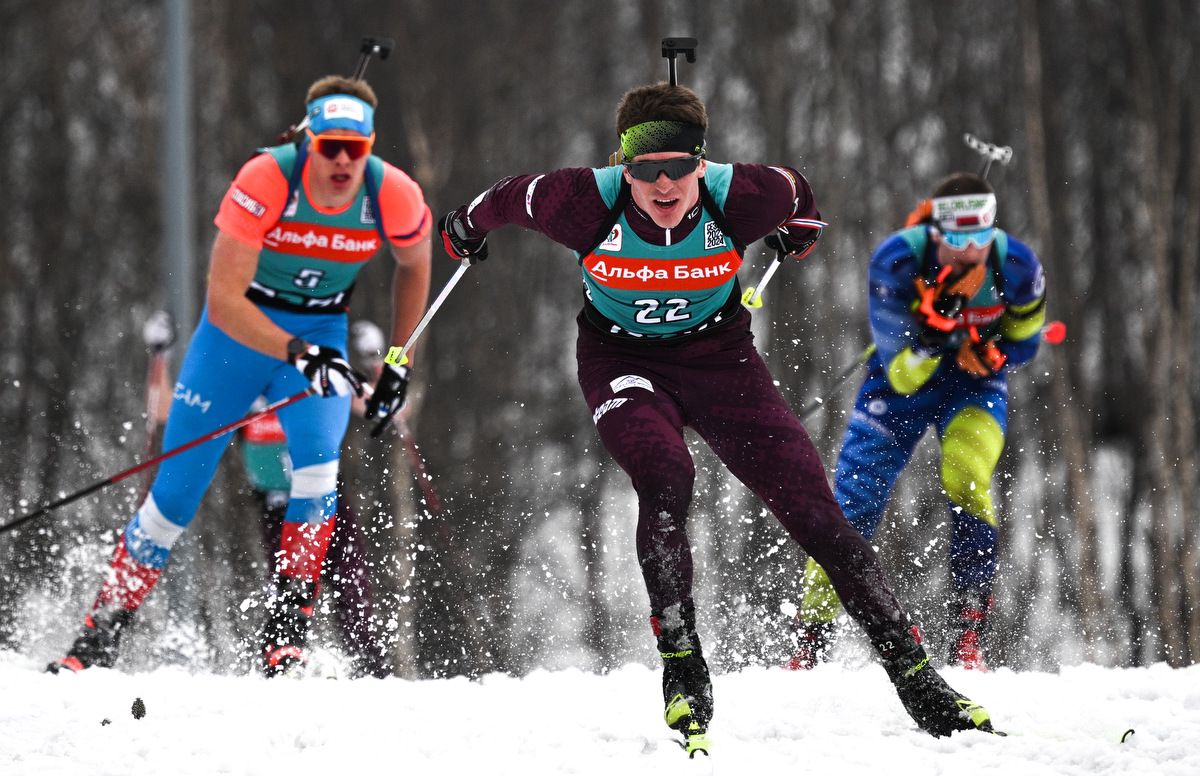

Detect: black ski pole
[1,389,315,536]
[798,345,876,419]
[392,416,443,515]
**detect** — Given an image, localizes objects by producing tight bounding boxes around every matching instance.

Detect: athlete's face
[623,151,707,229]
[308,129,371,207]
[932,229,991,274]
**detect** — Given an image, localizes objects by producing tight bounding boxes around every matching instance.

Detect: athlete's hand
[290,344,364,397]
[764,217,827,260]
[439,210,489,264]
[364,363,411,436]
[956,330,1007,377]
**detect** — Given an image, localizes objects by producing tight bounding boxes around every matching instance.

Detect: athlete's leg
[685,333,912,643]
[576,323,712,733]
[50,312,275,672]
[104,313,272,603]
[257,312,351,674]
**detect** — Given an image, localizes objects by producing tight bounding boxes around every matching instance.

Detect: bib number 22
[634,298,691,325]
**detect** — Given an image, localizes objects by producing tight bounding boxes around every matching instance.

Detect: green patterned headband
[619,120,706,160]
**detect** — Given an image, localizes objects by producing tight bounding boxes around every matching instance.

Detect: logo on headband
[932,193,997,231]
[322,97,365,123]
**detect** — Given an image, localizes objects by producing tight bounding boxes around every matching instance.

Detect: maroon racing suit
[456,164,912,643]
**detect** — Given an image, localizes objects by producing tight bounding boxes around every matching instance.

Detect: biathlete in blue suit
[49,75,432,676]
[792,172,1047,672]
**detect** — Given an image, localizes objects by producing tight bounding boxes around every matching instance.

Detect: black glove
[364,362,411,436]
[289,342,364,398]
[763,217,826,260]
[914,295,967,355]
[439,210,489,264]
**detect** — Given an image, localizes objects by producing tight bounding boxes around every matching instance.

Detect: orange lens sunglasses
[307,130,374,160]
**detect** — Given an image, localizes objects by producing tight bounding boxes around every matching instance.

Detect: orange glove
[956,326,1007,377]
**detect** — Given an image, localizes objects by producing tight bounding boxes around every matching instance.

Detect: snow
[3,652,1198,776]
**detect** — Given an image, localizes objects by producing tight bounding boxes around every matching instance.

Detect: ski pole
[383,260,471,371]
[798,344,877,419]
[370,261,471,436]
[0,389,315,536]
[742,248,785,309]
[798,321,1068,420]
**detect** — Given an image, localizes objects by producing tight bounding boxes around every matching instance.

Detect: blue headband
[306,94,374,136]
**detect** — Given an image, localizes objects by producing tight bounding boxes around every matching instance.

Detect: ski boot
[948,592,993,671]
[878,626,995,737]
[46,606,137,673]
[260,575,317,678]
[787,619,835,671]
[652,602,712,757]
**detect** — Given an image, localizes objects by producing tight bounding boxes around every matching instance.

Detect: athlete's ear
[622,166,635,185]
[697,158,707,178]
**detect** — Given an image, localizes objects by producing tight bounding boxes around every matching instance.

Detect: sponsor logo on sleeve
[231,187,266,218]
[610,374,654,394]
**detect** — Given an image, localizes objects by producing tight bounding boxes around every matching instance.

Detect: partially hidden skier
[48,75,431,676]
[791,173,1047,673]
[435,82,996,748]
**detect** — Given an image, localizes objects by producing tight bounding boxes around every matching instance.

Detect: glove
[439,210,489,264]
[364,362,411,436]
[764,217,827,260]
[289,343,364,398]
[911,264,981,355]
[956,328,1007,377]
[914,293,966,355]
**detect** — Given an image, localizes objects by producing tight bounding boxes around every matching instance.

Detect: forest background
[2,0,1198,678]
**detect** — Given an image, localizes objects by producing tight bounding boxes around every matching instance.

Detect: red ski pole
[1,389,315,536]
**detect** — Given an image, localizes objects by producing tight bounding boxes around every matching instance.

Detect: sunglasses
[940,226,996,250]
[623,154,703,182]
[307,130,374,160]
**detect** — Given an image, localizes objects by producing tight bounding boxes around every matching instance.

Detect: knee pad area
[940,407,1004,527]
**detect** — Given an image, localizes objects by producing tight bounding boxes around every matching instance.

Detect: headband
[931,193,997,232]
[619,120,705,160]
[306,94,374,137]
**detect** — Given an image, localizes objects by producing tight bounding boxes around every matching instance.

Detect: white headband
[931,193,997,232]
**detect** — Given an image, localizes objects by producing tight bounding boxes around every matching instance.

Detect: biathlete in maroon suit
[437,82,996,746]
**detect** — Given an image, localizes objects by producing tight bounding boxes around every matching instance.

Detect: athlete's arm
[376,163,435,360]
[208,154,296,359]
[996,237,1047,368]
[453,169,614,253]
[721,163,823,249]
[867,235,942,394]
[206,231,297,359]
